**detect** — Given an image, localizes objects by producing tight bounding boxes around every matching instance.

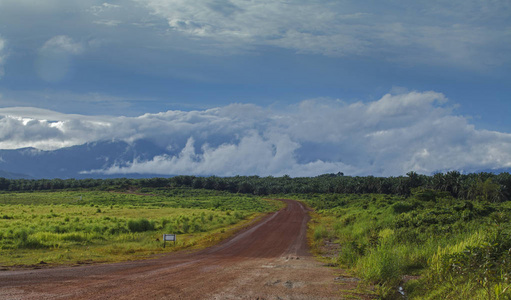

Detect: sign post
[163,234,176,248]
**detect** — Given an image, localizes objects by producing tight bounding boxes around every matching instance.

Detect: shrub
[127,218,155,233]
[17,238,46,249]
[439,229,511,299]
[338,240,364,267]
[13,229,46,249]
[391,201,417,214]
[412,188,438,202]
[181,220,190,233]
[192,222,202,233]
[313,225,328,241]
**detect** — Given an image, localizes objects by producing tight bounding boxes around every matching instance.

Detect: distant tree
[468,178,503,202]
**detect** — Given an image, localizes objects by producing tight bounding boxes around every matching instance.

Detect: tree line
[0,171,510,202]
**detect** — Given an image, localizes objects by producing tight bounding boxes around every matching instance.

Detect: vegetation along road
[0,199,370,299]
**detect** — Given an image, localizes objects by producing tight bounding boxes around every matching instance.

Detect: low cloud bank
[1,91,510,176]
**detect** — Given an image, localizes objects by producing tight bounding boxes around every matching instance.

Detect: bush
[17,238,46,249]
[127,218,155,233]
[313,225,328,241]
[391,201,417,214]
[13,229,46,249]
[181,220,190,233]
[439,229,511,299]
[60,232,87,242]
[338,240,364,267]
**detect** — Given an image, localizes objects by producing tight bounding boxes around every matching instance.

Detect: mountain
[0,140,171,179]
[1,139,510,179]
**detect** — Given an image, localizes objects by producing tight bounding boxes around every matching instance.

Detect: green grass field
[0,188,281,267]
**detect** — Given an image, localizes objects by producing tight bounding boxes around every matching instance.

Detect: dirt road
[0,199,370,299]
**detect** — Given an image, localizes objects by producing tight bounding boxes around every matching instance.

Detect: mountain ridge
[0,139,170,179]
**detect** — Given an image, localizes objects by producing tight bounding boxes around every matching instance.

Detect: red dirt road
[0,200,370,299]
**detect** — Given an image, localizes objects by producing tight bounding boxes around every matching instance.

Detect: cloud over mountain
[1,91,511,177]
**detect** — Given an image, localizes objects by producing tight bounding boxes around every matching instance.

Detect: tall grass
[300,192,511,299]
[357,244,402,285]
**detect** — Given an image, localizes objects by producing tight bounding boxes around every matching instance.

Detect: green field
[3,182,510,299]
[0,188,280,267]
[298,191,511,299]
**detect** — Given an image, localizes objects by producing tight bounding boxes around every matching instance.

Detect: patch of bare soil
[0,200,375,299]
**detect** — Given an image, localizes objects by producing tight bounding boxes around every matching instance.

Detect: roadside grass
[2,212,265,267]
[0,189,280,267]
[292,193,511,300]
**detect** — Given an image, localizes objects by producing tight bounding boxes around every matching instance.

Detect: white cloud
[0,107,111,150]
[0,89,145,115]
[89,2,123,26]
[36,35,85,82]
[0,0,508,72]
[135,0,511,67]
[96,134,352,177]
[0,36,6,78]
[93,19,122,26]
[40,35,84,55]
[137,0,372,55]
[1,91,511,177]
[89,2,121,16]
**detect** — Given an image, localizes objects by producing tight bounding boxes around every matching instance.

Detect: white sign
[163,234,176,241]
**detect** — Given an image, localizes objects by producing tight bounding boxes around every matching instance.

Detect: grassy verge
[0,189,280,268]
[290,192,511,299]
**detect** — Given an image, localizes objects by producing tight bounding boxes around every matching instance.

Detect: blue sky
[0,0,510,177]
